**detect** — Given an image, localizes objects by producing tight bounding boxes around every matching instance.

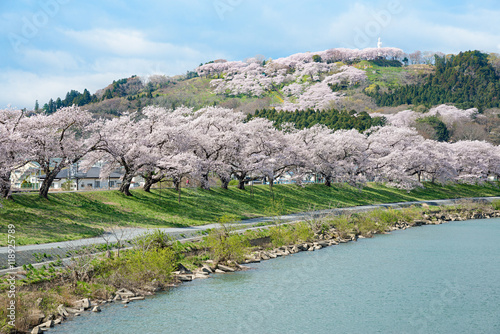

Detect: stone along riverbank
[21,202,500,334]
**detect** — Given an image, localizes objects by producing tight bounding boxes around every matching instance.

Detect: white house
[37,166,124,190]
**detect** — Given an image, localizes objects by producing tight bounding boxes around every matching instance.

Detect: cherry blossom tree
[374,105,477,129]
[19,106,101,198]
[402,140,456,184]
[198,48,375,111]
[367,126,426,189]
[292,125,368,187]
[450,140,500,183]
[224,118,276,190]
[138,106,193,192]
[0,109,28,199]
[84,112,154,196]
[246,121,300,193]
[188,106,246,190]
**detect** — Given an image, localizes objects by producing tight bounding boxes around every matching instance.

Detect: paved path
[2,196,499,274]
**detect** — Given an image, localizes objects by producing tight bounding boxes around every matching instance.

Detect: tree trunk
[119,173,134,196]
[173,177,181,192]
[39,175,56,199]
[0,171,12,199]
[269,176,274,201]
[324,176,332,187]
[39,166,64,199]
[236,173,246,190]
[143,176,154,193]
[200,173,210,190]
[219,175,230,190]
[171,176,182,203]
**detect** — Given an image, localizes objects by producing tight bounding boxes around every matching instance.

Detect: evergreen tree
[367,50,500,110]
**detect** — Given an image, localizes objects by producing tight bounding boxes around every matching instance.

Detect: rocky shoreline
[25,206,500,334]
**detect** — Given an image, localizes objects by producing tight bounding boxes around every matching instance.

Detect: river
[51,219,500,333]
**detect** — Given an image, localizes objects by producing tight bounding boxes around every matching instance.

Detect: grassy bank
[1,182,500,245]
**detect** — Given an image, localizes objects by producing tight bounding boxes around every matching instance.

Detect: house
[11,162,41,190]
[37,166,124,190]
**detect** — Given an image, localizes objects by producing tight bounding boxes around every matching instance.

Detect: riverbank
[2,199,499,333]
[5,196,500,272]
[2,182,500,246]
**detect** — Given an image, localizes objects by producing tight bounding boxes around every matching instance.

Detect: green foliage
[416,115,450,141]
[264,198,285,219]
[43,89,97,113]
[491,199,500,210]
[365,208,401,226]
[134,229,173,251]
[369,50,500,109]
[204,230,248,263]
[326,215,355,239]
[203,213,248,263]
[269,221,314,247]
[61,180,73,191]
[353,215,379,236]
[104,248,177,284]
[369,59,402,67]
[74,281,113,299]
[248,108,384,131]
[312,55,322,63]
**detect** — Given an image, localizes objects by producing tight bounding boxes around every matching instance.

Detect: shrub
[294,222,315,243]
[327,215,355,239]
[102,248,177,288]
[133,229,172,251]
[204,214,249,263]
[354,215,381,237]
[205,230,248,264]
[269,222,314,247]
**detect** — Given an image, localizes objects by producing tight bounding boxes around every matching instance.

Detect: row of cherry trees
[1,105,499,199]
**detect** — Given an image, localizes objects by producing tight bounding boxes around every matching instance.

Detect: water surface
[52,219,500,333]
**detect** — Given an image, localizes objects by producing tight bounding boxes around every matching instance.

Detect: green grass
[357,61,435,91]
[357,61,407,88]
[1,182,499,246]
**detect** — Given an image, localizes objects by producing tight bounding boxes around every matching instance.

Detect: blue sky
[1,0,500,109]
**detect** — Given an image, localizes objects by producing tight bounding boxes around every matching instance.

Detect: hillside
[368,51,500,110]
[37,47,428,116]
[37,49,500,142]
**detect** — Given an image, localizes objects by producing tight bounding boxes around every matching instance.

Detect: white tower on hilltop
[377,37,382,56]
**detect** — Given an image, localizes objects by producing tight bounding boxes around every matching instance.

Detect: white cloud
[0,28,227,108]
[21,49,81,71]
[327,3,500,53]
[63,28,203,59]
[0,70,125,109]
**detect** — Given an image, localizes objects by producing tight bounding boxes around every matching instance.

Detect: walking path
[2,196,499,275]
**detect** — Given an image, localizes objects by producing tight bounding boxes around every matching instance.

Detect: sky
[1,0,500,109]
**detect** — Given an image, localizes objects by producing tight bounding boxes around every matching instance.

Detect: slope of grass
[356,61,434,90]
[1,182,499,246]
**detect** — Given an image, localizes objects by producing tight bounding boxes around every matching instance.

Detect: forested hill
[367,51,500,110]
[247,108,385,131]
[37,49,500,121]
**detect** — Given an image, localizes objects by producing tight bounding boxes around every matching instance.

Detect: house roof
[39,167,122,180]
